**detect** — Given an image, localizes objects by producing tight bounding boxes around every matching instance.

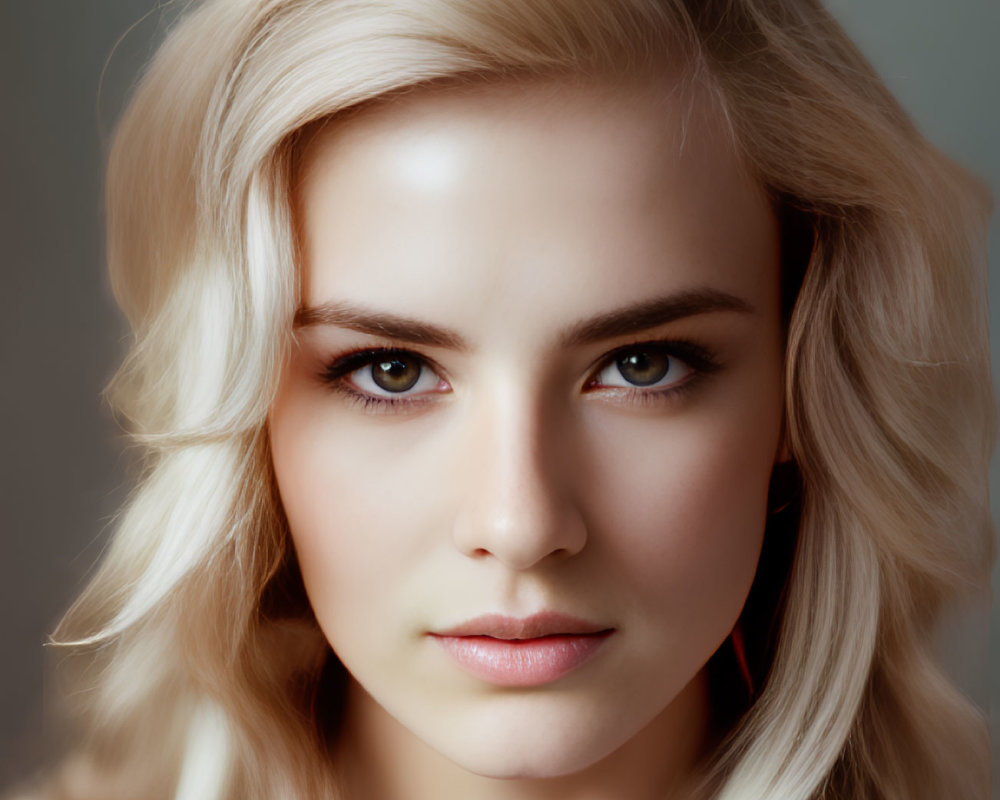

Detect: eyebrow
[558,289,754,347]
[294,301,467,349]
[293,288,754,349]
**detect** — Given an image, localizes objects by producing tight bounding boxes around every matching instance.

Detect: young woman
[33,0,994,798]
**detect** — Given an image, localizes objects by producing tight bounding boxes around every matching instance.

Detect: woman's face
[270,75,785,784]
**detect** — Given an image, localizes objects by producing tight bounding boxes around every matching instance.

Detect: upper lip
[432,612,612,640]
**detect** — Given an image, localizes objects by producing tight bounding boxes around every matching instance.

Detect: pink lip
[430,613,614,687]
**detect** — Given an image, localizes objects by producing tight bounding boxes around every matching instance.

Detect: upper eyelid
[584,338,716,377]
[320,348,447,407]
[322,338,716,390]
[326,346,448,381]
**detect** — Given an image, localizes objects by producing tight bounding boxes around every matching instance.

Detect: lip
[429,612,614,687]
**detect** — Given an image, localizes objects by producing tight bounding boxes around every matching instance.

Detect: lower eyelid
[348,362,443,397]
[585,374,705,407]
[327,378,443,413]
[318,352,452,414]
[320,342,716,411]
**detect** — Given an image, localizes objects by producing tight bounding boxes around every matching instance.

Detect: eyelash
[319,340,721,413]
[319,347,447,414]
[584,339,721,407]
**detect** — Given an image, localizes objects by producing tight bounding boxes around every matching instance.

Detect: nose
[451,389,588,570]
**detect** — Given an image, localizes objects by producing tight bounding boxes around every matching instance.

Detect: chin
[424,704,627,780]
[450,745,608,781]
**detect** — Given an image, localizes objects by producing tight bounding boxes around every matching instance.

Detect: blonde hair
[39,1,993,798]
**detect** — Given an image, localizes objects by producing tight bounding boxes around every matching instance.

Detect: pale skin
[269,73,786,799]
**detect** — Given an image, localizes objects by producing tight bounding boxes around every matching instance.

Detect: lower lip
[431,632,613,687]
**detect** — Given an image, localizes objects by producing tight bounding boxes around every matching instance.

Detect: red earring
[767,459,800,516]
[730,624,754,698]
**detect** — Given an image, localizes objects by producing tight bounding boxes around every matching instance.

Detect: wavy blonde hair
[36,1,993,798]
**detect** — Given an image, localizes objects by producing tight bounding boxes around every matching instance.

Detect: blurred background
[2,0,997,794]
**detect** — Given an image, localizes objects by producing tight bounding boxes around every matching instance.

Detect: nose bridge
[451,378,586,570]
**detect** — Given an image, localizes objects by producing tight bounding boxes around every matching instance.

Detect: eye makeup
[316,338,723,414]
[581,339,722,408]
[319,346,450,414]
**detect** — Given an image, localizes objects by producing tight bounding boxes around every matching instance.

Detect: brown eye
[615,351,671,387]
[370,355,422,392]
[590,343,697,392]
[329,349,445,399]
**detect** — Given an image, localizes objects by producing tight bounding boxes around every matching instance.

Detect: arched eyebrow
[558,289,754,347]
[295,301,466,349]
[294,289,754,349]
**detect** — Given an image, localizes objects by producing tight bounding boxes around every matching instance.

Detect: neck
[333,669,715,800]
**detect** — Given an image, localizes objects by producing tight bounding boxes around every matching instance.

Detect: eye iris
[371,357,421,392]
[617,351,670,386]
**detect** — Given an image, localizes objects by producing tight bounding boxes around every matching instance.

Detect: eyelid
[320,346,451,407]
[318,338,721,413]
[591,353,692,390]
[584,339,720,388]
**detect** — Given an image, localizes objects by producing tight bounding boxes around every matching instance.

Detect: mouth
[429,612,615,687]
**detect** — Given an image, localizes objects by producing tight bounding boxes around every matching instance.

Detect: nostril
[448,423,588,569]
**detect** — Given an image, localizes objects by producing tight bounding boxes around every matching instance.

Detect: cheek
[271,342,783,669]
[269,381,399,627]
[582,401,778,635]
[269,376,456,649]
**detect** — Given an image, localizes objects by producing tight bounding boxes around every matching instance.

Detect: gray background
[1,0,997,794]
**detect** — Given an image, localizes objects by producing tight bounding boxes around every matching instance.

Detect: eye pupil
[371,356,421,392]
[617,351,670,386]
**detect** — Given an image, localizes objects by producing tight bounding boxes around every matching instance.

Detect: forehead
[298,74,725,194]
[293,75,778,338]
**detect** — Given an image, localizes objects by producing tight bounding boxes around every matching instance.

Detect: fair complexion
[269,75,785,800]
